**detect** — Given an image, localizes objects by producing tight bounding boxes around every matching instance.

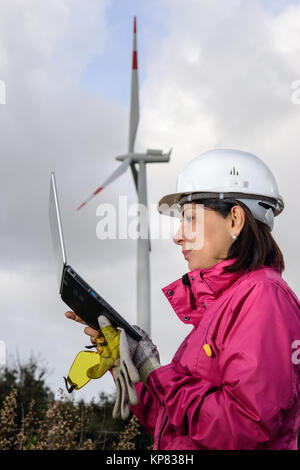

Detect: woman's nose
[173,224,184,245]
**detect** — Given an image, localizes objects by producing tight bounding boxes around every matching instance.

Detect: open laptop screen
[49,172,67,291]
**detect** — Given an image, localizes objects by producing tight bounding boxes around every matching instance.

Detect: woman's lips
[182,250,192,259]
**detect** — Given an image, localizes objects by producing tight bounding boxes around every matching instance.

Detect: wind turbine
[77,17,171,335]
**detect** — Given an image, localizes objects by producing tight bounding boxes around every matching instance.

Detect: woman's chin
[187,257,208,271]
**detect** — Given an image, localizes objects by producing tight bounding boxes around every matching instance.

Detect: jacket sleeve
[145,281,300,449]
[130,381,160,436]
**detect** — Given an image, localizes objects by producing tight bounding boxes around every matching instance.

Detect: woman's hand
[65,310,98,345]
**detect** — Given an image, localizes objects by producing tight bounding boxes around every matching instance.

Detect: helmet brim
[157,191,284,218]
[157,192,185,218]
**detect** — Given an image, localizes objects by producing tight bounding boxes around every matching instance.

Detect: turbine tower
[77,17,171,335]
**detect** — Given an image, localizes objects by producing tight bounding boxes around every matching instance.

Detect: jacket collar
[161,257,246,327]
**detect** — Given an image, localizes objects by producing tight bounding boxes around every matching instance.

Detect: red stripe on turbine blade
[77,201,86,211]
[132,51,138,69]
[134,16,136,33]
[93,186,103,195]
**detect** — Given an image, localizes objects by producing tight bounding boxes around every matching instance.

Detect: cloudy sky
[1,0,300,402]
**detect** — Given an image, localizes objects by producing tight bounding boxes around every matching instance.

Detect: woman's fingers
[65,311,98,344]
[84,326,98,337]
[65,310,87,325]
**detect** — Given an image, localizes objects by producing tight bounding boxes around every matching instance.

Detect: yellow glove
[64,323,120,393]
[98,316,140,420]
[64,315,141,420]
[86,325,120,379]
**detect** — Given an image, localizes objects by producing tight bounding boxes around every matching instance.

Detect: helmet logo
[230,166,239,175]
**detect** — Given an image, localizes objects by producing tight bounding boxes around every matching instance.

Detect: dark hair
[194,198,285,275]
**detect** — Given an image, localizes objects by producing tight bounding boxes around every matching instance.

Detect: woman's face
[173,202,245,270]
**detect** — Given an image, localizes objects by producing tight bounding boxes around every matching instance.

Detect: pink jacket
[131,258,300,450]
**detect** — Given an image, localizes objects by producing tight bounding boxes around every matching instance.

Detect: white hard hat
[157,149,284,231]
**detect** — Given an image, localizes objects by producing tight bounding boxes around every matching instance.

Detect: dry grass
[0,387,152,450]
[112,414,153,450]
[0,388,18,449]
[0,388,95,450]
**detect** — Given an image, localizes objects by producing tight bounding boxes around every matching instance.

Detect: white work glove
[128,325,161,385]
[97,316,161,419]
[111,328,141,419]
[98,316,140,420]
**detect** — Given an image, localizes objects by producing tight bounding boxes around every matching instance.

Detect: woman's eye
[185,216,194,223]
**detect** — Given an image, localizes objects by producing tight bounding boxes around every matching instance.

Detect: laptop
[48,172,142,341]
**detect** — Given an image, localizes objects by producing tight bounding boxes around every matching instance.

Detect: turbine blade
[130,161,138,193]
[77,157,132,210]
[128,16,139,153]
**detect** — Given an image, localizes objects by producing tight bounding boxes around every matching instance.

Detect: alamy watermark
[291,340,300,364]
[291,80,300,104]
[0,341,6,366]
[95,198,205,250]
[0,80,6,104]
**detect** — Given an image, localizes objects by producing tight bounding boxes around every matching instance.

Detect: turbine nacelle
[116,148,172,163]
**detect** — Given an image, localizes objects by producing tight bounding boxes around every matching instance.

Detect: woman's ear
[230,205,245,234]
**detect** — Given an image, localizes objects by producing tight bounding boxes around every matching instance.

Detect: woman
[67,149,300,450]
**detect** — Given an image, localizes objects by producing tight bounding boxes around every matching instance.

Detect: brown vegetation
[0,357,153,450]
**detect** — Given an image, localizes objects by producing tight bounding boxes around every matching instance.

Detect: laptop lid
[49,172,67,292]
